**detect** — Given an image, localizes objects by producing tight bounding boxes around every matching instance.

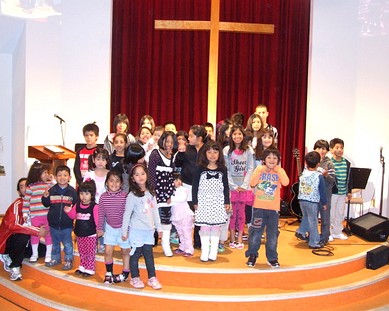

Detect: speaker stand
[343,167,371,236]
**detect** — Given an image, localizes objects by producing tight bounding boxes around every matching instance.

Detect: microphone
[380,146,383,159]
[54,114,65,123]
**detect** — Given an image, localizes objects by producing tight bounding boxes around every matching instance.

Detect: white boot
[208,235,219,261]
[30,244,39,262]
[45,244,53,263]
[200,235,210,262]
[161,225,173,257]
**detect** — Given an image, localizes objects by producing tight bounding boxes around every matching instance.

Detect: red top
[0,198,40,253]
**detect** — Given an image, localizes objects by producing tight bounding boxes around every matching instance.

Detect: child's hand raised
[178,144,186,152]
[47,174,55,184]
[63,205,71,213]
[43,189,49,197]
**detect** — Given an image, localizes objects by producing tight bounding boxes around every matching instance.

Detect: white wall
[24,1,112,150]
[0,17,26,213]
[0,0,112,213]
[0,53,14,211]
[307,0,389,217]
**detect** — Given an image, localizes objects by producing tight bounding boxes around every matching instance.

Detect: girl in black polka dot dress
[148,131,178,257]
[192,140,231,262]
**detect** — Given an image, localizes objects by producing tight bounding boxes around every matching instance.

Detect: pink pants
[77,236,97,273]
[229,201,245,231]
[172,216,194,254]
[30,215,52,245]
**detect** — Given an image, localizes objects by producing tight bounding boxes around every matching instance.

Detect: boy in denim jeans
[42,165,79,270]
[313,140,335,244]
[295,151,328,249]
[246,148,289,268]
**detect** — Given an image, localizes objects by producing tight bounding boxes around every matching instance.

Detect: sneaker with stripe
[246,255,256,267]
[0,254,12,272]
[267,260,280,268]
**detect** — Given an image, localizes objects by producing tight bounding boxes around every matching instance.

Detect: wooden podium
[28,145,76,173]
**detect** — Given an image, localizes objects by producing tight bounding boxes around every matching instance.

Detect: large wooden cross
[155,0,274,125]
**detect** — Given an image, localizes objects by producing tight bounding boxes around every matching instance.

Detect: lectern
[28,145,76,173]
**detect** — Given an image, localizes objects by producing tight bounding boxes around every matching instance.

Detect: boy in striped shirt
[330,138,352,240]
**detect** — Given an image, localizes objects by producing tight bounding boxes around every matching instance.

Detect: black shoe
[82,272,93,277]
[295,232,308,241]
[113,273,127,283]
[309,243,324,249]
[246,255,256,267]
[267,260,280,268]
[74,269,83,275]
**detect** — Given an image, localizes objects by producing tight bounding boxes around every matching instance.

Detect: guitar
[289,148,303,218]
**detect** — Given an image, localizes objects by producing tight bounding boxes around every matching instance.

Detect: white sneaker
[130,277,145,289]
[147,277,162,290]
[10,267,22,281]
[0,254,12,272]
[328,235,334,242]
[332,233,348,240]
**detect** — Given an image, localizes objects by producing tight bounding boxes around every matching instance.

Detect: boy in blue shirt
[295,151,327,249]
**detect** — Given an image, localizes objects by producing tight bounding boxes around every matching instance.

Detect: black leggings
[130,244,156,279]
[6,233,30,268]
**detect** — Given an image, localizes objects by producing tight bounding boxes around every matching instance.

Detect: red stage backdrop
[110,0,310,203]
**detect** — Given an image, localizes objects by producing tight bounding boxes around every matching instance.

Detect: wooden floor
[1,218,389,310]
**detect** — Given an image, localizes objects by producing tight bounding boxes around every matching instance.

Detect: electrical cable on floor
[312,245,334,256]
[0,294,29,310]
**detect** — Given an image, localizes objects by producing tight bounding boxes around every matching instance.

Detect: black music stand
[344,167,371,236]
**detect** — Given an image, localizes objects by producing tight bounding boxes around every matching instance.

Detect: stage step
[1,246,389,311]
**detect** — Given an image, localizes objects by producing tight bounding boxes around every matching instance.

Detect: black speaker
[366,245,389,270]
[349,212,389,242]
[280,200,292,217]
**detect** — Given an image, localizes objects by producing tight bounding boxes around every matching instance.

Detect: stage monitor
[350,212,389,242]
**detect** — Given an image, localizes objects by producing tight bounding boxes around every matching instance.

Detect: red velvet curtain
[111,0,310,202]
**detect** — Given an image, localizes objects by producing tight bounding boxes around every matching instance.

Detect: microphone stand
[56,119,65,147]
[379,151,385,216]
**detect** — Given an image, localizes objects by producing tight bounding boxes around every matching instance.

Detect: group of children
[0,105,352,287]
[296,138,351,249]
